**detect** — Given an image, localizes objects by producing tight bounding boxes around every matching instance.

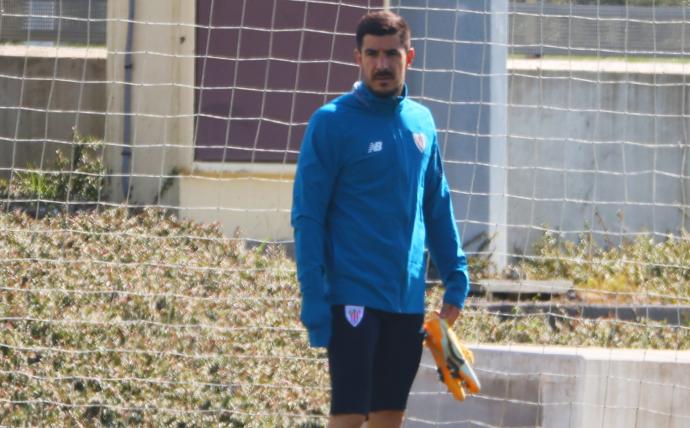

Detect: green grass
[0,208,688,426]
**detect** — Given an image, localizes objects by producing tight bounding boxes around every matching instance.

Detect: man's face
[355,34,414,98]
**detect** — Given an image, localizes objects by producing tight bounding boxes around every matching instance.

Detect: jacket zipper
[393,111,410,312]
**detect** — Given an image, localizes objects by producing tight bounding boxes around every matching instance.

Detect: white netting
[0,0,689,426]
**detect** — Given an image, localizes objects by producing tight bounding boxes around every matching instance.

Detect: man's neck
[364,82,404,99]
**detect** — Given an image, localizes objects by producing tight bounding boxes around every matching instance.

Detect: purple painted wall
[195,0,383,163]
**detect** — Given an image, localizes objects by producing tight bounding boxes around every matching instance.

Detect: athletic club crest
[344,305,364,327]
[413,133,426,153]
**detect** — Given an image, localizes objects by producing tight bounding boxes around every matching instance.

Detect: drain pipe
[121,0,135,199]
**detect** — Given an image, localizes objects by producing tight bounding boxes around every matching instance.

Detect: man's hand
[438,303,460,326]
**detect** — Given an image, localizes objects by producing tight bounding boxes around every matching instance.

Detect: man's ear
[406,47,415,67]
[354,48,362,65]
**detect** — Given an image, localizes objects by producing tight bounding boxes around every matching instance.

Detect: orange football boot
[423,315,481,400]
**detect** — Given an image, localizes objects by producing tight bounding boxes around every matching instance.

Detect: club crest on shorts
[344,305,364,327]
[413,133,426,153]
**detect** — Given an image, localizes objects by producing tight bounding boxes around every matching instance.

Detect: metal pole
[121,0,136,200]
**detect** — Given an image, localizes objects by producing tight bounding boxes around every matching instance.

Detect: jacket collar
[352,80,408,111]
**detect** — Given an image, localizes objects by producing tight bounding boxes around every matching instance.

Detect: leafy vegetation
[521,230,690,304]
[0,208,327,426]
[0,208,688,426]
[0,131,105,215]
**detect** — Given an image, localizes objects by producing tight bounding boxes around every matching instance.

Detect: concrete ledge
[470,303,690,327]
[407,345,690,427]
[0,44,107,59]
[509,58,690,75]
[178,173,292,241]
[192,161,295,178]
[477,279,573,296]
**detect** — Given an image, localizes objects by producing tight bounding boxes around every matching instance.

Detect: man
[291,10,470,428]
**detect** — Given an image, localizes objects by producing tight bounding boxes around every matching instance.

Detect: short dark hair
[355,11,411,52]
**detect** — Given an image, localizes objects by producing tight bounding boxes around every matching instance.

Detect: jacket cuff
[442,271,470,309]
[307,324,331,348]
[300,294,332,348]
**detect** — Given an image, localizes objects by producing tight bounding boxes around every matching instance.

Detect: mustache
[373,71,395,79]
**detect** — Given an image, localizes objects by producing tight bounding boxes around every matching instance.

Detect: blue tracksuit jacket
[291,81,469,347]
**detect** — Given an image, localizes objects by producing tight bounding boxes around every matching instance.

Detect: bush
[1,209,688,426]
[0,208,327,426]
[522,229,690,303]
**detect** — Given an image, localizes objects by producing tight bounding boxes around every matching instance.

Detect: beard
[367,72,402,98]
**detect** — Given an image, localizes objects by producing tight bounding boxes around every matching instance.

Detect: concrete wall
[104,0,194,206]
[0,45,105,182]
[510,4,690,58]
[507,59,690,256]
[178,163,293,240]
[407,345,690,427]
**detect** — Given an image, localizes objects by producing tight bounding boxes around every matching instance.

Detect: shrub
[522,229,690,303]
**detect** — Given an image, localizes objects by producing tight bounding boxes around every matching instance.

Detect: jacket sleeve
[423,134,470,309]
[291,111,338,348]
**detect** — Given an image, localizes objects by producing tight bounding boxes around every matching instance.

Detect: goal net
[0,0,689,426]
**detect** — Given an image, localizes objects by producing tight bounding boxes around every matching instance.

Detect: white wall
[178,164,293,241]
[507,59,690,257]
[407,345,690,427]
[105,0,194,206]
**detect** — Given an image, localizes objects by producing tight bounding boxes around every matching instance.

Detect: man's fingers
[439,303,460,326]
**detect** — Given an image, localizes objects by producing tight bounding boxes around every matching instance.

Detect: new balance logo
[368,141,383,153]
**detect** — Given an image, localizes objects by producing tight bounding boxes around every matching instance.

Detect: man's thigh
[370,311,425,413]
[328,305,380,416]
[328,306,424,416]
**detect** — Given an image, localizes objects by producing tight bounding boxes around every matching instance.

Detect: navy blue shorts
[328,305,425,416]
